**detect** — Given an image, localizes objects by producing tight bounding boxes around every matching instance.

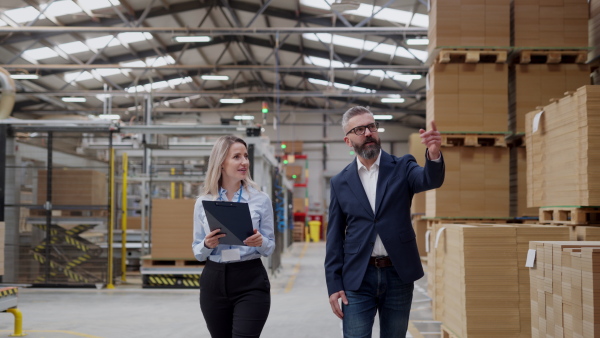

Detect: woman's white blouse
[192,185,275,262]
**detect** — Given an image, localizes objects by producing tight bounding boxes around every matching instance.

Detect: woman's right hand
[204,229,226,249]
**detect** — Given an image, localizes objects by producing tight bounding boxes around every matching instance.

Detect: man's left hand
[419,120,441,160]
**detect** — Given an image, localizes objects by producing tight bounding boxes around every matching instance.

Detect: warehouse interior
[0,0,599,337]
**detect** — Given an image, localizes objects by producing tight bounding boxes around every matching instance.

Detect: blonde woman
[192,135,275,338]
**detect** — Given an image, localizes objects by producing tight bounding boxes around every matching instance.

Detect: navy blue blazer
[325,150,445,296]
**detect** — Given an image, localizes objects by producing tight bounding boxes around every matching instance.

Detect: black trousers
[200,259,271,338]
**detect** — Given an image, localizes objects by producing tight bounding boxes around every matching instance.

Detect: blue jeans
[342,265,414,338]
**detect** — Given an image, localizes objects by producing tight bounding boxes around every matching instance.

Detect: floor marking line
[284,242,309,293]
[0,330,104,338]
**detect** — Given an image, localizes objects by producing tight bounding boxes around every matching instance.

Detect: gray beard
[354,141,380,160]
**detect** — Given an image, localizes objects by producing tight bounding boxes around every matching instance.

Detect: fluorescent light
[174,36,211,43]
[381,98,405,103]
[406,38,429,46]
[373,115,393,120]
[201,75,229,80]
[97,114,121,120]
[377,128,385,133]
[220,98,244,104]
[61,97,87,103]
[234,115,255,120]
[11,74,39,80]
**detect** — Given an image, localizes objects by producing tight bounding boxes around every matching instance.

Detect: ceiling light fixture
[406,38,429,45]
[174,36,211,43]
[381,98,405,103]
[61,97,87,103]
[201,75,229,81]
[220,98,244,104]
[11,73,39,80]
[97,114,121,120]
[378,128,385,133]
[234,115,255,120]
[373,115,393,120]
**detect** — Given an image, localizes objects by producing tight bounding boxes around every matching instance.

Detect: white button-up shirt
[356,150,387,257]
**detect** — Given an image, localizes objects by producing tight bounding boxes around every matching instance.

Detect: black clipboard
[202,200,254,246]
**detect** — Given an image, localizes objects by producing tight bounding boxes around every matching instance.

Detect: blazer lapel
[375,151,394,216]
[344,160,374,218]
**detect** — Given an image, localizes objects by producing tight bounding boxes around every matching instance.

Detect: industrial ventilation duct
[0,68,15,120]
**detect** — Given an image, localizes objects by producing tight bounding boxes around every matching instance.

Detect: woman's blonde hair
[202,135,259,198]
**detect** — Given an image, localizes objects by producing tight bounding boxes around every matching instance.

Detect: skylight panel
[308,78,374,93]
[4,6,43,23]
[64,71,93,83]
[22,47,59,60]
[305,56,422,85]
[303,33,427,62]
[146,55,175,67]
[59,41,90,54]
[78,0,120,11]
[42,1,82,17]
[117,32,153,44]
[86,35,121,49]
[0,19,7,27]
[120,60,146,68]
[299,0,428,27]
[125,76,192,93]
[94,68,123,77]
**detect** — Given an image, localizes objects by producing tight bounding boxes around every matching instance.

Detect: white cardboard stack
[525,85,600,207]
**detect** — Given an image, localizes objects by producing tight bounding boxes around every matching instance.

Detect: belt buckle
[374,257,385,268]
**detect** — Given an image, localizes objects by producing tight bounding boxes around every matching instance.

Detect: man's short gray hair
[342,106,374,133]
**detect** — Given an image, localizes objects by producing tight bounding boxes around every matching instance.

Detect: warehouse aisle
[0,242,437,338]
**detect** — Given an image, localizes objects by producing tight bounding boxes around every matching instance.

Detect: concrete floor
[0,242,440,338]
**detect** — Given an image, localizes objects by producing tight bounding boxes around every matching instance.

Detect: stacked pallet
[508,0,590,219]
[525,86,600,212]
[591,0,600,64]
[429,223,569,337]
[529,241,600,337]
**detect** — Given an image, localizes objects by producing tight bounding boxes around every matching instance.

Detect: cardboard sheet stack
[529,241,600,337]
[525,85,600,207]
[151,199,196,260]
[428,223,569,337]
[409,134,428,257]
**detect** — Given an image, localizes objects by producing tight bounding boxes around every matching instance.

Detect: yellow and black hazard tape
[144,274,201,288]
[148,275,177,286]
[63,268,89,283]
[65,224,94,236]
[0,288,18,298]
[64,235,90,252]
[66,254,92,268]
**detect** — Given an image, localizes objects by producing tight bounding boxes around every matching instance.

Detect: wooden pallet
[425,217,538,229]
[441,133,507,147]
[437,49,507,64]
[141,256,204,268]
[539,207,600,225]
[517,50,587,64]
[441,324,461,338]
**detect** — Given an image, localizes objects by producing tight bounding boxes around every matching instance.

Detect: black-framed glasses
[345,122,379,136]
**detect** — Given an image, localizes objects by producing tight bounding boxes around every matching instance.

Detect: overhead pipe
[0,67,15,120]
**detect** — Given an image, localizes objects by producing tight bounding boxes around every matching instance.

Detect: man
[325,106,444,338]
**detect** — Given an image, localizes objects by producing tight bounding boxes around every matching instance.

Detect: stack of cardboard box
[529,241,600,337]
[428,0,510,52]
[409,133,428,257]
[429,223,569,337]
[525,86,600,208]
[151,199,196,260]
[509,0,590,218]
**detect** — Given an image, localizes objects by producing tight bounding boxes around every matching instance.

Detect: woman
[192,135,275,338]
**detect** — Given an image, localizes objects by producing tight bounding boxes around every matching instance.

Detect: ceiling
[0,0,430,128]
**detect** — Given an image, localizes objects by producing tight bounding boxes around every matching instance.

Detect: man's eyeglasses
[345,122,379,136]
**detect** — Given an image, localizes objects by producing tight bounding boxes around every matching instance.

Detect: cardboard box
[37,169,107,206]
[151,199,196,260]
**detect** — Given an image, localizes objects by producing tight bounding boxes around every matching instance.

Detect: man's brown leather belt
[368,256,393,268]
